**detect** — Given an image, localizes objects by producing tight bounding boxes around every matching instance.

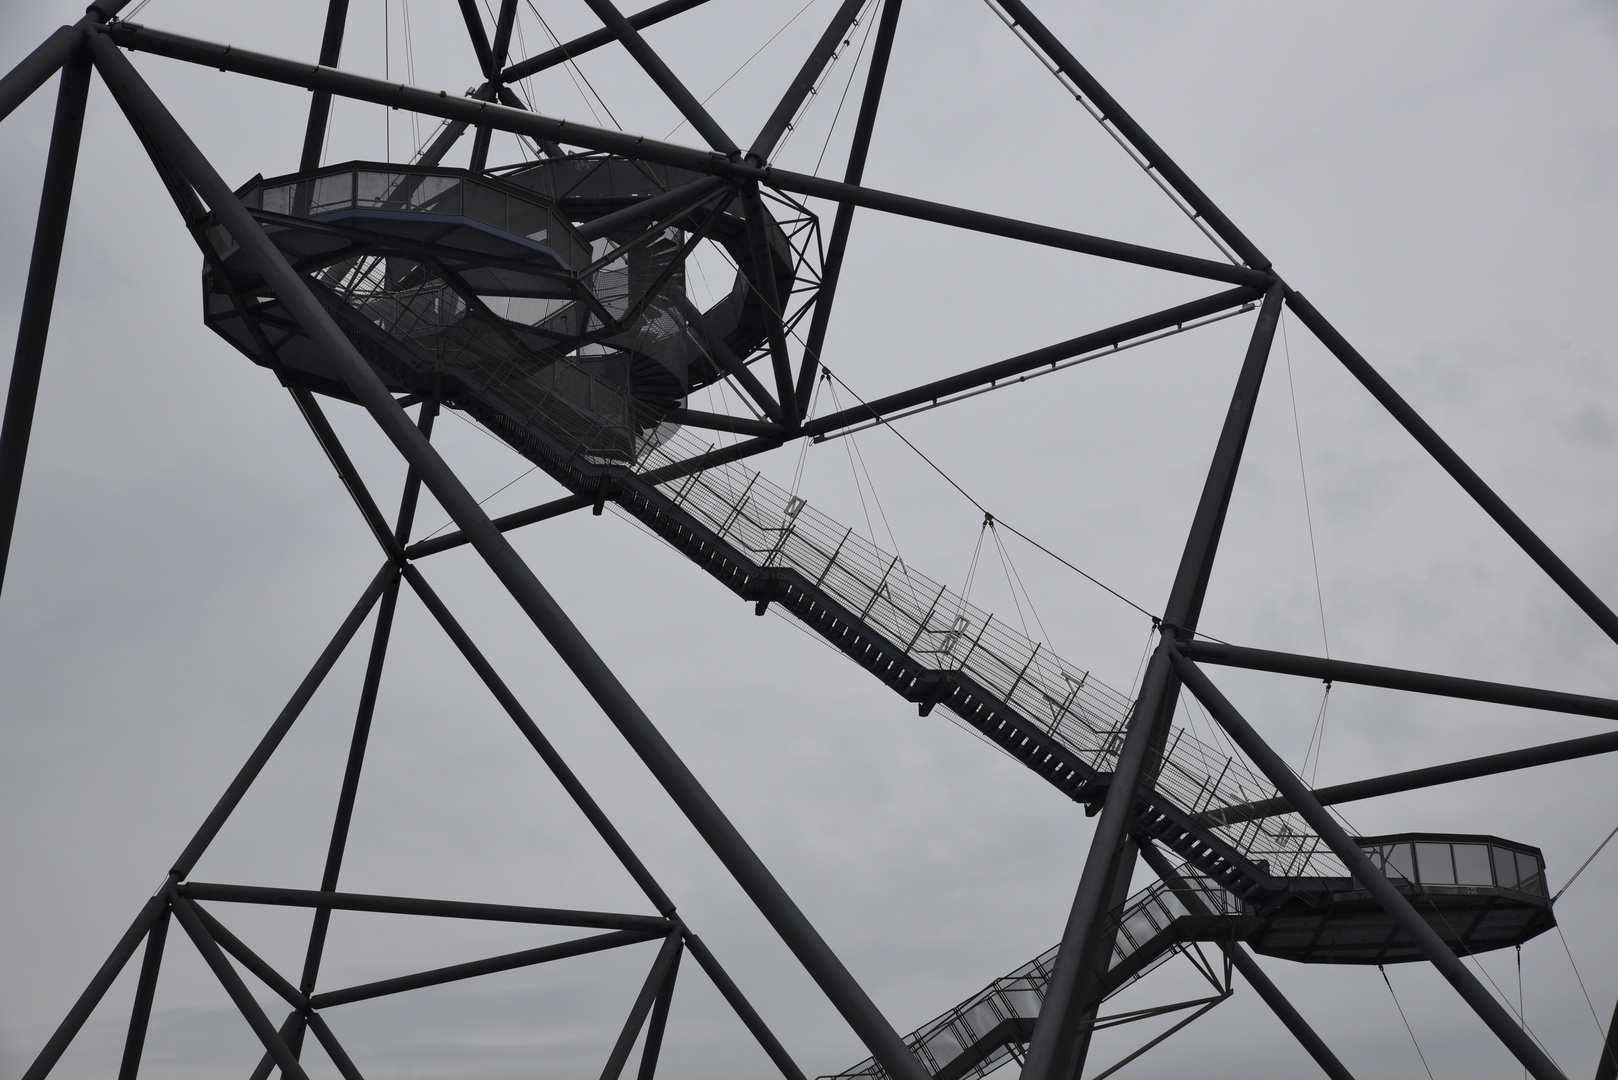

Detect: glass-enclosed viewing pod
[203,157,809,469]
[1244,833,1554,964]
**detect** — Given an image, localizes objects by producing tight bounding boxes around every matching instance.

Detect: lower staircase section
[819,874,1239,1080]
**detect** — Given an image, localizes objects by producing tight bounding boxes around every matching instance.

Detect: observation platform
[206,158,797,462]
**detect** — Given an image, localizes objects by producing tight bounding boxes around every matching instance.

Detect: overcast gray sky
[2,2,1617,1078]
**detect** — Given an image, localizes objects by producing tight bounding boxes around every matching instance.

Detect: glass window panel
[1492,846,1519,888]
[1515,850,1545,896]
[1454,844,1492,885]
[1416,842,1455,884]
[1384,843,1415,881]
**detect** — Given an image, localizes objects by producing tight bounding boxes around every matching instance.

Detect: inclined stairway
[821,871,1240,1080]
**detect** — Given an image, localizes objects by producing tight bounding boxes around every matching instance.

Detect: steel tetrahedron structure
[2,2,1616,1079]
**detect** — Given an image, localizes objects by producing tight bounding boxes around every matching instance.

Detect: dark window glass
[1454,844,1492,885]
[1417,842,1456,884]
[1492,846,1519,888]
[1515,850,1545,896]
[1385,843,1415,881]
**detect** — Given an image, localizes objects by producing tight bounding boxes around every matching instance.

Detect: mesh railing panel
[632,423,1339,881]
[818,872,1237,1080]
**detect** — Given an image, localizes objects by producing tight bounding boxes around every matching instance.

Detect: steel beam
[1163,284,1284,630]
[600,935,684,1080]
[298,0,351,170]
[169,898,313,1080]
[114,908,171,1080]
[0,26,76,125]
[1180,640,1618,721]
[468,0,519,170]
[299,403,437,1000]
[682,932,809,1080]
[739,183,799,428]
[181,882,672,931]
[311,928,661,1007]
[0,48,89,599]
[303,1012,369,1080]
[1169,650,1568,1080]
[187,902,305,1009]
[1137,841,1355,1080]
[502,0,713,84]
[988,0,1269,270]
[637,940,681,1080]
[98,22,1269,287]
[1286,288,1618,649]
[803,285,1262,438]
[455,0,497,78]
[90,42,924,1078]
[400,563,677,913]
[749,0,868,161]
[1026,288,1283,1079]
[1203,729,1618,827]
[580,0,737,154]
[666,406,785,438]
[167,565,392,879]
[21,893,170,1080]
[795,0,903,411]
[406,492,594,558]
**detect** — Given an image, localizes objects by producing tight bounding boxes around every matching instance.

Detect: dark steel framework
[1,3,1615,1079]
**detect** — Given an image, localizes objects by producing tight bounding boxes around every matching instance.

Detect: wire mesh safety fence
[631,421,1340,881]
[820,871,1239,1080]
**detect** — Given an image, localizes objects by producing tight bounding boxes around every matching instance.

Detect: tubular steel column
[115,908,172,1080]
[1023,285,1282,1080]
[297,402,438,1014]
[0,49,90,599]
[298,0,351,170]
[88,39,927,1080]
[1170,650,1568,1080]
[795,0,903,411]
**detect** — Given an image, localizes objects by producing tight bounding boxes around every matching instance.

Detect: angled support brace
[580,0,737,154]
[298,402,439,1001]
[469,0,519,171]
[988,0,1269,270]
[503,0,713,84]
[115,906,171,1080]
[1170,650,1568,1080]
[0,46,90,599]
[795,0,903,411]
[1204,728,1618,827]
[749,0,869,161]
[1137,841,1355,1080]
[169,897,313,1080]
[601,933,684,1080]
[89,40,924,1079]
[298,0,351,170]
[738,184,799,429]
[1286,288,1618,649]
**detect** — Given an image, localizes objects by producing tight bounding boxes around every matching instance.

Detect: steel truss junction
[2,3,1616,1079]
